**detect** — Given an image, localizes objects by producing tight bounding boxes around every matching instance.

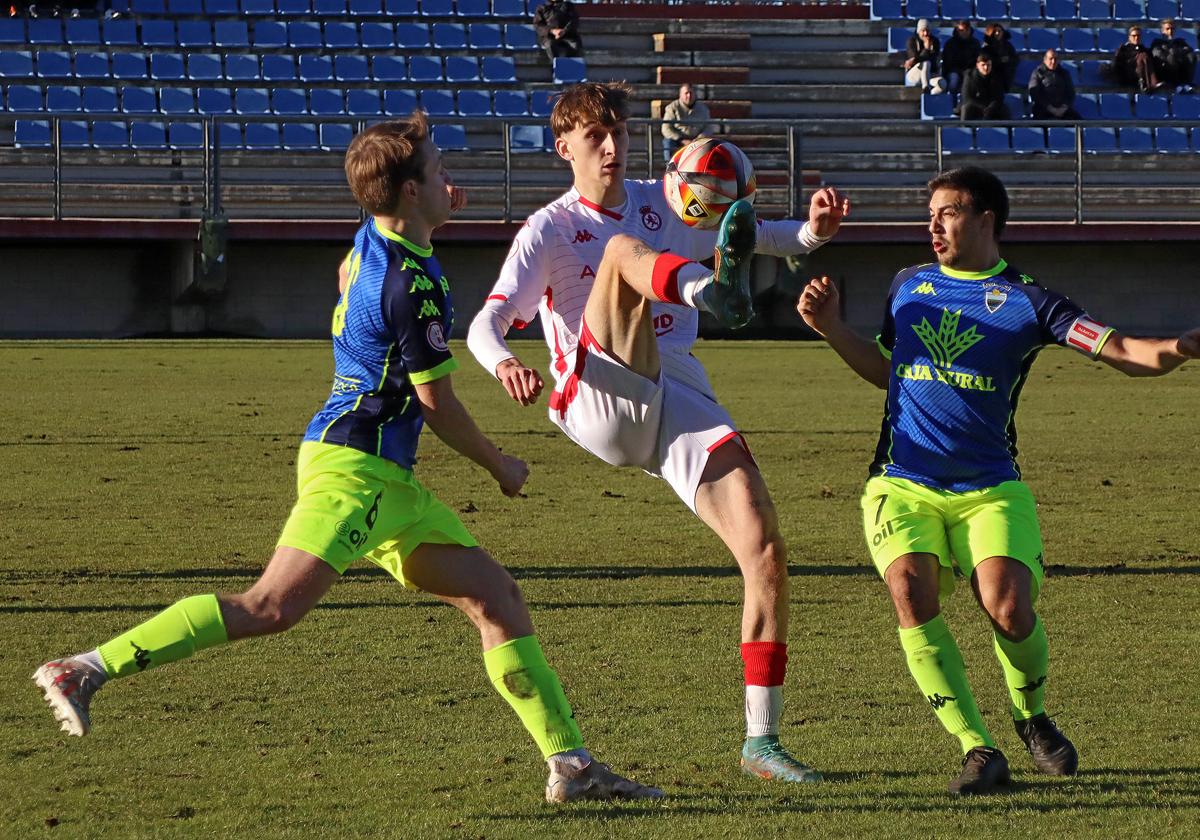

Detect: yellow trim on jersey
[409,357,458,385]
[1092,327,1116,359]
[876,335,892,360]
[318,394,365,442]
[938,259,1008,281]
[373,220,434,257]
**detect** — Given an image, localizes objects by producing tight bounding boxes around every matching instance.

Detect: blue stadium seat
[35,51,72,79]
[1172,94,1200,118]
[1007,29,1026,51]
[1114,0,1149,16]
[310,88,346,115]
[215,122,242,149]
[169,0,204,12]
[112,52,148,81]
[482,56,517,84]
[1098,28,1126,52]
[47,85,82,112]
[409,56,442,83]
[905,0,937,19]
[1062,29,1096,53]
[0,51,33,79]
[942,0,972,17]
[445,56,480,83]
[150,53,186,81]
[167,121,202,150]
[75,52,111,80]
[241,0,273,13]
[1012,126,1046,152]
[433,23,467,49]
[283,123,319,151]
[204,0,240,11]
[288,22,323,49]
[314,0,347,14]
[1078,0,1111,19]
[421,0,454,16]
[350,0,386,13]
[493,90,528,116]
[1083,126,1118,152]
[188,54,223,82]
[1043,0,1077,20]
[277,0,311,14]
[65,19,100,47]
[431,123,467,151]
[28,19,63,46]
[530,89,555,117]
[271,88,307,115]
[492,0,525,17]
[325,22,359,49]
[14,119,51,147]
[505,24,538,51]
[373,55,407,82]
[178,22,213,50]
[91,120,129,149]
[887,27,911,53]
[60,118,90,146]
[132,0,165,13]
[1080,60,1108,86]
[1134,93,1169,118]
[235,88,271,114]
[1026,29,1060,53]
[509,123,547,152]
[83,86,119,113]
[457,0,489,16]
[976,126,1011,152]
[254,22,287,49]
[215,22,250,49]
[1181,30,1199,50]
[553,57,587,84]
[334,55,369,81]
[457,89,492,116]
[1046,125,1078,152]
[198,88,234,115]
[141,21,176,49]
[362,22,396,49]
[396,23,430,49]
[299,55,334,82]
[941,126,973,153]
[262,55,297,81]
[347,88,382,115]
[160,87,196,115]
[920,93,954,119]
[245,122,281,149]
[226,54,261,81]
[1075,92,1100,117]
[1119,126,1154,151]
[420,89,455,116]
[1099,92,1134,119]
[1149,0,1180,16]
[1155,126,1190,151]
[121,86,158,114]
[320,122,353,151]
[102,19,138,48]
[7,85,44,111]
[470,23,503,50]
[0,19,25,45]
[975,0,1007,18]
[1004,92,1025,117]
[383,88,417,115]
[1009,0,1042,18]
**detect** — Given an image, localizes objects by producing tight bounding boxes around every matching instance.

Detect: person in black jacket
[533,0,583,62]
[1150,19,1196,89]
[1113,26,1162,92]
[960,53,1010,121]
[982,22,1019,91]
[1028,49,1081,120]
[905,19,945,93]
[942,20,982,93]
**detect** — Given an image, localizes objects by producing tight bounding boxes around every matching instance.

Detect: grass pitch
[1,339,1198,839]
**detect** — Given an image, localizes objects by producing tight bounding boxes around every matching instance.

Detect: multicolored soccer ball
[663,138,757,230]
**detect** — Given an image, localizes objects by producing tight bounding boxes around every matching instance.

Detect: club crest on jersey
[984,285,1008,313]
[426,321,448,352]
[640,205,662,231]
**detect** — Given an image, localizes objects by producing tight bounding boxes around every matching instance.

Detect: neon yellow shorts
[860,475,1045,598]
[277,441,478,588]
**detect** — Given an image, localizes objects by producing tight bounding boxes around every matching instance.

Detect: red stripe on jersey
[486,294,508,302]
[741,641,788,687]
[651,252,691,305]
[548,316,596,418]
[577,195,624,221]
[707,431,741,453]
[546,286,567,376]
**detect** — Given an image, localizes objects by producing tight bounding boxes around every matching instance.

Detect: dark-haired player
[799,165,1199,795]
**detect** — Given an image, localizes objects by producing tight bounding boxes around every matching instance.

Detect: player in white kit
[467,82,850,782]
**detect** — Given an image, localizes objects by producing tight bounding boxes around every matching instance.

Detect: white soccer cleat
[545,757,664,803]
[32,658,103,737]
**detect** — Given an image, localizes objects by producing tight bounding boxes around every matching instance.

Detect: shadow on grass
[0,599,752,615]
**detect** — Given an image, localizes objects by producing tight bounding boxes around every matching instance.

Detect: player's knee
[886,569,939,625]
[741,535,787,584]
[235,591,303,636]
[459,572,527,632]
[982,593,1033,638]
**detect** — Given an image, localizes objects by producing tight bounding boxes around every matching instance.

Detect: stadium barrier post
[1074,123,1084,224]
[503,120,512,224]
[203,119,211,216]
[52,117,62,221]
[787,123,797,219]
[357,119,367,223]
[647,122,654,179]
[935,123,944,175]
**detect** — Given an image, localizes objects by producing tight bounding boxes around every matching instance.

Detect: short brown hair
[928,166,1009,238]
[344,112,430,216]
[550,82,632,138]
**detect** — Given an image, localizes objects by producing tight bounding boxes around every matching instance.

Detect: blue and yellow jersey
[871,259,1114,491]
[303,219,457,469]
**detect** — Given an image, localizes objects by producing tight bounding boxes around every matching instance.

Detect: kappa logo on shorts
[335,491,382,550]
[640,205,662,230]
[426,321,448,352]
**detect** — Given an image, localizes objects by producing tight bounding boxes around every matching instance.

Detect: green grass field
[2,339,1198,839]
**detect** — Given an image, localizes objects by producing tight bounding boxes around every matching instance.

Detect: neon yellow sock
[899,615,994,752]
[97,594,228,679]
[993,617,1049,721]
[483,635,584,759]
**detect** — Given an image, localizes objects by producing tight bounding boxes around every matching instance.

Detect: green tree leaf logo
[912,309,985,369]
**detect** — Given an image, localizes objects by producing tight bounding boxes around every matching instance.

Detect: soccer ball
[663,138,757,230]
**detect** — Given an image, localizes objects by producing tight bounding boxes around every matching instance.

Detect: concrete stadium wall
[0,238,1193,339]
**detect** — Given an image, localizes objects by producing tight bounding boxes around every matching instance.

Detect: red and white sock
[651,253,712,308]
[741,641,787,738]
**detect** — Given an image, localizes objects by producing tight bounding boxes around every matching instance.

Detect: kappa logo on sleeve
[426,321,448,352]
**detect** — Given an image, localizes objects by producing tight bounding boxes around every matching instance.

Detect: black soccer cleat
[700,198,757,329]
[948,746,1011,796]
[1014,713,1078,776]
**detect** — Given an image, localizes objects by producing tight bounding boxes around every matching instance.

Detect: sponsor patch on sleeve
[1065,316,1113,357]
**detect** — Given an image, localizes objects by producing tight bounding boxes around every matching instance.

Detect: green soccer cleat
[740,737,823,783]
[1014,713,1078,776]
[948,746,1011,796]
[698,198,758,329]
[33,658,104,737]
[545,755,664,803]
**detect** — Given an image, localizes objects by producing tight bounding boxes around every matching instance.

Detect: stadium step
[653,33,751,52]
[657,66,750,85]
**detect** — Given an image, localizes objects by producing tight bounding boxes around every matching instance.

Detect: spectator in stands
[942,20,982,94]
[533,0,583,63]
[904,19,946,94]
[960,53,1010,121]
[661,83,718,163]
[1112,26,1162,93]
[982,22,1018,91]
[1151,19,1196,91]
[1028,49,1080,121]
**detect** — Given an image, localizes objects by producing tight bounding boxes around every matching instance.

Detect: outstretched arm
[467,300,545,406]
[756,187,851,257]
[797,276,890,389]
[1097,329,1199,376]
